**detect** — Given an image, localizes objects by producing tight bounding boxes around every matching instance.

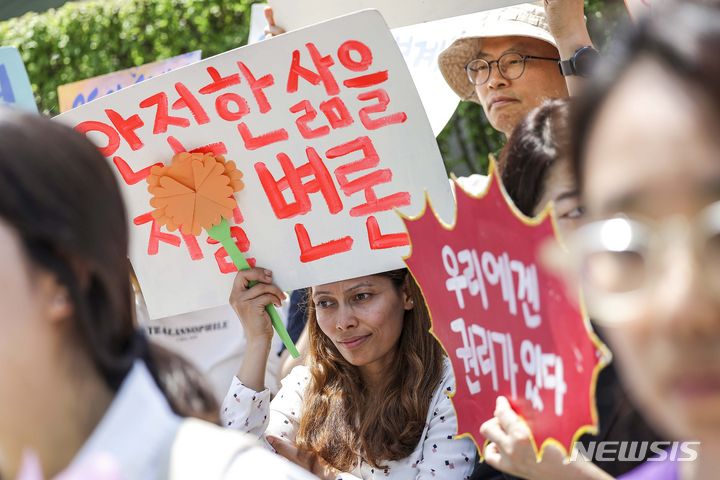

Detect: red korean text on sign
[133,205,253,274]
[73,60,291,274]
[73,36,415,269]
[250,39,411,263]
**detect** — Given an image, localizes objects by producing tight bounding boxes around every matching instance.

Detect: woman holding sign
[223,267,477,479]
[0,110,315,480]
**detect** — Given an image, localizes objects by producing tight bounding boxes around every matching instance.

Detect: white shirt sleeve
[220,366,310,443]
[412,365,477,479]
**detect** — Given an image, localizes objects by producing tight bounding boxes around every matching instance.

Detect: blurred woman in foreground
[0,110,313,480]
[567,2,720,478]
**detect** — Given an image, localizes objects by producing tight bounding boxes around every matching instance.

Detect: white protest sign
[248,3,269,45]
[269,0,529,31]
[249,9,463,136]
[392,16,467,135]
[140,304,284,399]
[56,10,454,320]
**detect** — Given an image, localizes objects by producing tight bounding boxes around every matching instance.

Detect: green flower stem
[208,218,299,359]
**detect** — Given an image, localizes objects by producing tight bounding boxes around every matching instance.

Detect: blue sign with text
[0,46,38,113]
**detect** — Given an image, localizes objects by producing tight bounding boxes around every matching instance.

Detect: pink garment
[16,449,121,480]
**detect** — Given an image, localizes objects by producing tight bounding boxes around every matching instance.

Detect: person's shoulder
[429,357,456,401]
[441,356,454,382]
[287,364,310,378]
[279,364,311,389]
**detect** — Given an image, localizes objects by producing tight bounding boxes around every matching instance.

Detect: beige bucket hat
[438,3,557,104]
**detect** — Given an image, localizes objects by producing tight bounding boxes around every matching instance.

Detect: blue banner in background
[0,46,38,113]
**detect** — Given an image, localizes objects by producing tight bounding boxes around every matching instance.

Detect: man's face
[473,36,569,136]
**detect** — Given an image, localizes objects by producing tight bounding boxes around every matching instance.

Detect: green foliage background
[0,0,629,174]
[0,0,254,115]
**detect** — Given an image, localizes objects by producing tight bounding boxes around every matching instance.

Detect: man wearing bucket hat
[439,1,597,138]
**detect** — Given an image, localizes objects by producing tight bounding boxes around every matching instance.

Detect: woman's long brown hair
[295,269,445,471]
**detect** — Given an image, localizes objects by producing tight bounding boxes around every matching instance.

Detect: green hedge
[0,0,254,115]
[0,0,627,174]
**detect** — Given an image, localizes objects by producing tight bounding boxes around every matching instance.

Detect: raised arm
[229,267,285,391]
[544,0,595,96]
[221,268,287,436]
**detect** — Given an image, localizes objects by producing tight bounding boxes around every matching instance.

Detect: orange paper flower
[147,152,244,236]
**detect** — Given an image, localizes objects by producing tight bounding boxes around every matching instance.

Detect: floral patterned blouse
[221,358,477,479]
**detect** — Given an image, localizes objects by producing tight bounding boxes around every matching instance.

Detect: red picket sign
[403,166,610,458]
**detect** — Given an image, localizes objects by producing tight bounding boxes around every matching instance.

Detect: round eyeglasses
[564,200,720,325]
[465,52,560,86]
